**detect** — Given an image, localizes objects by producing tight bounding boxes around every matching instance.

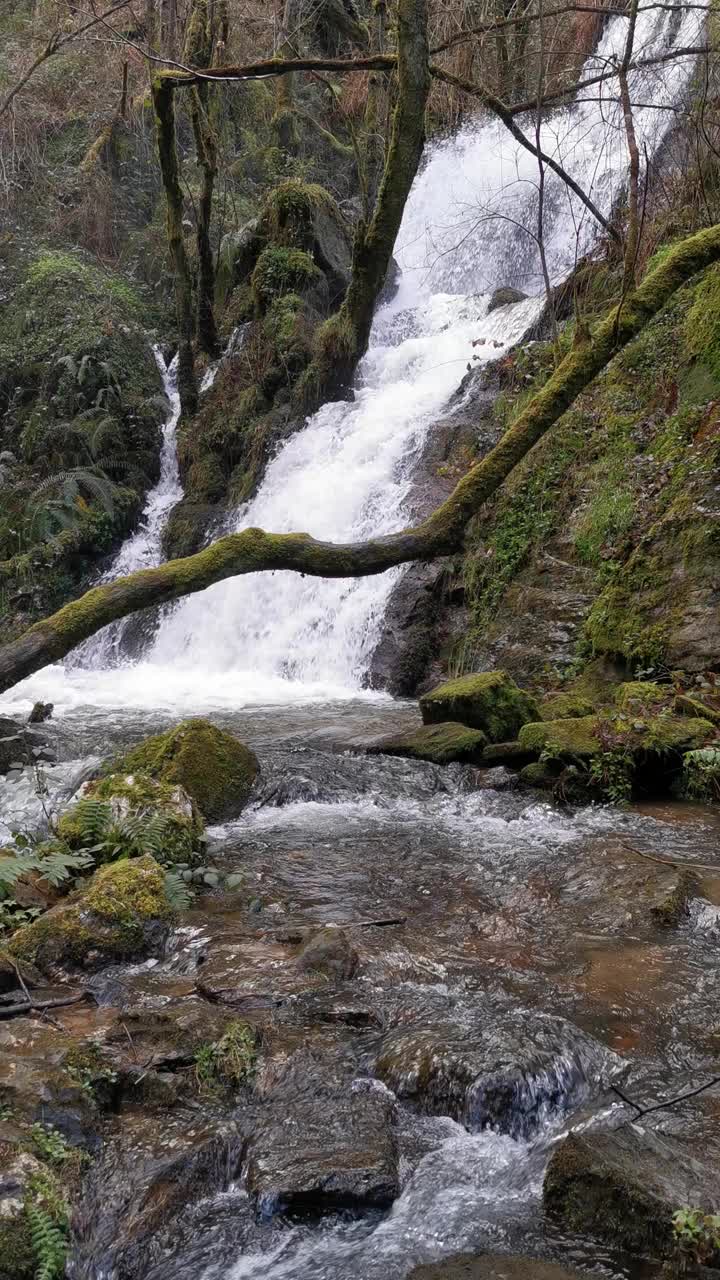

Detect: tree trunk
[152,76,198,416]
[2,221,720,696]
[307,0,430,404]
[184,0,220,357]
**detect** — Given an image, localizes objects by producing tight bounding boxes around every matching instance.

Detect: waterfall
[6,1,704,711]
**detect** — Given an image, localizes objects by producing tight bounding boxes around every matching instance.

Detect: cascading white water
[3,1,704,712]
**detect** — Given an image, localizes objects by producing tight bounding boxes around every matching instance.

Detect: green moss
[540,692,595,720]
[650,868,699,927]
[519,716,603,758]
[251,247,319,312]
[0,1215,35,1280]
[111,719,259,822]
[369,722,487,765]
[260,179,340,248]
[420,670,539,742]
[675,693,720,726]
[684,262,720,388]
[57,772,203,864]
[615,681,669,712]
[8,855,173,970]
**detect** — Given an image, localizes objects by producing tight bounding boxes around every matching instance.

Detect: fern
[164,870,195,911]
[26,1202,68,1280]
[0,846,92,897]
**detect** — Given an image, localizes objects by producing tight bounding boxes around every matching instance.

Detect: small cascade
[75,348,182,668]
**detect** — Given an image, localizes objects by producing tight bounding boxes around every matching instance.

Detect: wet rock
[9,856,175,974]
[0,729,53,775]
[0,1017,102,1143]
[295,927,359,981]
[475,766,519,791]
[196,936,328,1009]
[648,868,699,927]
[376,1012,622,1137]
[420,672,539,743]
[367,722,487,766]
[480,741,535,767]
[519,760,562,790]
[487,286,528,313]
[544,1125,720,1260]
[110,719,259,822]
[246,1084,398,1217]
[27,702,53,724]
[103,997,235,1073]
[409,1255,595,1279]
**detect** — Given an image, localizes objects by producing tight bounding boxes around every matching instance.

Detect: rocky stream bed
[0,697,719,1280]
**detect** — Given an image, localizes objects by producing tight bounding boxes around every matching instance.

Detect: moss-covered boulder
[540,691,595,721]
[367,722,487,766]
[111,720,259,822]
[544,1126,720,1260]
[8,856,175,973]
[57,773,202,864]
[615,681,668,713]
[518,716,602,759]
[419,672,539,742]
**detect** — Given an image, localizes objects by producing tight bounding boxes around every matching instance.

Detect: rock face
[367,722,488,765]
[246,1085,399,1217]
[111,719,259,822]
[8,856,174,973]
[420,672,539,743]
[375,1013,622,1137]
[544,1126,720,1260]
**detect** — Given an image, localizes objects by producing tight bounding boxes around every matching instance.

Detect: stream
[0,1,717,1275]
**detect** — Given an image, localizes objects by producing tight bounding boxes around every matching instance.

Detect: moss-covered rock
[544,1126,720,1260]
[648,868,699,927]
[368,722,487,765]
[56,772,203,864]
[540,691,595,720]
[111,720,259,822]
[251,247,320,313]
[675,693,720,726]
[8,855,174,972]
[615,681,669,713]
[419,671,539,742]
[519,716,602,759]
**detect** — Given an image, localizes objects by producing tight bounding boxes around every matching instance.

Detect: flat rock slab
[246,1084,399,1217]
[196,937,329,1008]
[544,1125,720,1259]
[409,1255,595,1279]
[376,1012,623,1136]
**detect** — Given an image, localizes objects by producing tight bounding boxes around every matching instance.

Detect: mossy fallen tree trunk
[1,223,720,696]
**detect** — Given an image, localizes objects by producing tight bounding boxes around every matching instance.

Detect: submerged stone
[367,722,487,765]
[110,719,259,822]
[295,926,359,980]
[375,1012,622,1137]
[420,671,539,743]
[246,1085,398,1217]
[544,1126,720,1260]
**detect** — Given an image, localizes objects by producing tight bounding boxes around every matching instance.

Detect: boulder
[420,672,539,743]
[544,1126,720,1260]
[246,1085,398,1217]
[367,722,487,766]
[8,856,175,973]
[540,692,595,721]
[215,219,262,306]
[648,868,699,927]
[110,719,259,823]
[375,1012,622,1137]
[480,741,535,767]
[518,713,714,762]
[487,286,528,313]
[409,1256,595,1279]
[295,927,359,980]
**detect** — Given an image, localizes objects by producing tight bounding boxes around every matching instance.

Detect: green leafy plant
[673,1206,720,1268]
[684,747,720,801]
[194,1021,257,1094]
[25,1168,71,1280]
[588,747,634,804]
[57,796,191,868]
[29,1124,75,1165]
[0,840,93,934]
